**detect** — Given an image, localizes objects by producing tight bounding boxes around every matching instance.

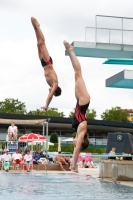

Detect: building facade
[0,113,133,147]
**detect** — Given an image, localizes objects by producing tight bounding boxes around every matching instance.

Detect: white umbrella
[61,138,74,142]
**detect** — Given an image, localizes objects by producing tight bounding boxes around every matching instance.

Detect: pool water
[0,173,133,200]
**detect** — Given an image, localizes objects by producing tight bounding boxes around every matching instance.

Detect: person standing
[63,41,90,172]
[7,121,18,143]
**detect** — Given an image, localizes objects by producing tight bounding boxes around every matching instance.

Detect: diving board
[106,70,133,89]
[103,58,133,65]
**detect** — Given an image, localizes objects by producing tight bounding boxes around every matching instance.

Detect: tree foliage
[27,108,65,117]
[101,106,130,122]
[71,132,76,138]
[0,98,27,114]
[69,108,96,119]
[50,132,58,143]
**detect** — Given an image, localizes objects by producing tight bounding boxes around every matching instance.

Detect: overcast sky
[0,0,133,119]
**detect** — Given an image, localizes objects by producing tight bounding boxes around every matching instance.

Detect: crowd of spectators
[0,148,33,172]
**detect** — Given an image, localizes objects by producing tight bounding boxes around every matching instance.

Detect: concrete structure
[103,58,133,65]
[66,16,133,59]
[33,163,70,171]
[106,70,133,89]
[66,41,133,59]
[106,133,133,154]
[99,160,133,181]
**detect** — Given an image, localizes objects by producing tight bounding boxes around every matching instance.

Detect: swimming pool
[0,172,133,200]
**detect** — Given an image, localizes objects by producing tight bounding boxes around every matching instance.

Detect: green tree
[86,109,96,119]
[69,109,75,118]
[69,108,96,119]
[101,106,130,122]
[50,132,58,143]
[0,98,27,114]
[71,132,76,138]
[27,107,65,117]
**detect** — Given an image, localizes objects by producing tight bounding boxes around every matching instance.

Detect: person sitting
[24,150,32,172]
[12,148,22,172]
[54,152,68,171]
[108,147,116,160]
[33,151,41,164]
[2,149,11,172]
[69,156,73,169]
[7,121,18,143]
[87,158,95,168]
[78,158,86,168]
[20,152,25,171]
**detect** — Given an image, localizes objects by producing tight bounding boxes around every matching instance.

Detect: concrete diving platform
[99,160,133,181]
[66,41,133,59]
[106,70,133,89]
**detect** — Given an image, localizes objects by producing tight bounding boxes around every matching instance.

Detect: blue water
[0,173,133,200]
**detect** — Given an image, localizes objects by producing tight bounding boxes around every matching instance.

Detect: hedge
[49,143,106,154]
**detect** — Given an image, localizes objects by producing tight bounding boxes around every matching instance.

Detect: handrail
[96,15,133,20]
[85,15,133,45]
[86,27,133,32]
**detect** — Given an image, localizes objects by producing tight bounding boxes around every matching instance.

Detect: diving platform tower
[65,15,133,88]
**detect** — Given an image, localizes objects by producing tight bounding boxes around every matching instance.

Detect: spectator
[12,148,22,172]
[54,152,68,171]
[20,152,25,171]
[33,151,41,164]
[2,149,11,172]
[69,156,73,169]
[87,158,95,168]
[24,150,32,172]
[7,121,18,143]
[108,147,116,160]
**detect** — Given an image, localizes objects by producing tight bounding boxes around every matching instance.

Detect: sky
[0,0,133,119]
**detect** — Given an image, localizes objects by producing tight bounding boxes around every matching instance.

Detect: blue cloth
[33,154,40,161]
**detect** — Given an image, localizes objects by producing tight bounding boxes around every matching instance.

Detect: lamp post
[44,118,51,157]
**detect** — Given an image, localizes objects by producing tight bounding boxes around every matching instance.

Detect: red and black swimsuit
[41,57,53,67]
[72,100,90,132]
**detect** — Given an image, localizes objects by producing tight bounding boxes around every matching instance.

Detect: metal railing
[85,15,133,45]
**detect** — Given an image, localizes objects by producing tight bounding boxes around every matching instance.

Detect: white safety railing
[85,15,133,45]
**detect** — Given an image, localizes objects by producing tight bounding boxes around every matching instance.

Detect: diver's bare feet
[31,17,40,28]
[71,166,79,173]
[63,40,74,52]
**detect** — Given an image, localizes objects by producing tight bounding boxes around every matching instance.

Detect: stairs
[7,142,18,154]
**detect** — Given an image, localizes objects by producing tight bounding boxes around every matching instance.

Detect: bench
[33,163,70,171]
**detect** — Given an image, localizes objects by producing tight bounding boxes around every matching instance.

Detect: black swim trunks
[72,100,90,132]
[41,57,53,67]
